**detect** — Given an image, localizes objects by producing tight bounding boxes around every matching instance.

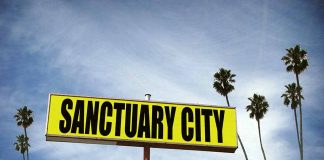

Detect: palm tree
[14,134,29,160]
[281,83,303,158]
[14,106,33,160]
[213,68,248,160]
[282,44,308,160]
[246,94,269,160]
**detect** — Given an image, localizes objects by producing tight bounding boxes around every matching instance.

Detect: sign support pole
[144,146,150,160]
[144,94,151,160]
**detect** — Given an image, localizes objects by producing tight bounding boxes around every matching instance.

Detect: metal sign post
[144,94,151,160]
[144,146,150,160]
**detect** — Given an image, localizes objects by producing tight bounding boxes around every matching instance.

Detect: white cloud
[2,0,323,159]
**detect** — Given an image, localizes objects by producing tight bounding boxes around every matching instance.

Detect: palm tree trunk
[24,128,29,160]
[257,120,266,160]
[23,153,25,160]
[226,95,248,160]
[295,74,303,160]
[238,134,248,160]
[294,108,301,160]
[225,95,230,107]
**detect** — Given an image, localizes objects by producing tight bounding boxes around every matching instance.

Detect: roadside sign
[46,94,237,152]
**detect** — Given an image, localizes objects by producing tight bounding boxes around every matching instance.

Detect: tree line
[213,44,308,160]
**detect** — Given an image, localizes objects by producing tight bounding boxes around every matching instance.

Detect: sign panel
[46,94,237,152]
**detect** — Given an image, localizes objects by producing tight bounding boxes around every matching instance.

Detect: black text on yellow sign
[46,94,237,152]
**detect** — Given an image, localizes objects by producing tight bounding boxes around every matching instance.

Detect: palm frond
[213,68,236,97]
[282,44,309,75]
[282,83,303,109]
[14,106,34,129]
[246,94,269,121]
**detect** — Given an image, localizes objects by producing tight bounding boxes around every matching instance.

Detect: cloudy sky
[1,0,323,159]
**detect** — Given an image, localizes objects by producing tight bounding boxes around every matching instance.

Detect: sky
[0,0,324,159]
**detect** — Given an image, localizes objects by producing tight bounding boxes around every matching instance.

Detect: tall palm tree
[213,68,248,160]
[14,106,33,160]
[281,83,303,158]
[282,44,308,160]
[246,94,269,160]
[213,68,235,106]
[14,134,29,160]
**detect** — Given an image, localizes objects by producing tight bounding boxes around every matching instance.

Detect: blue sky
[1,0,324,159]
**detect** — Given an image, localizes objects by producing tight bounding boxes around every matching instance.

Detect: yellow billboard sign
[46,94,237,152]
